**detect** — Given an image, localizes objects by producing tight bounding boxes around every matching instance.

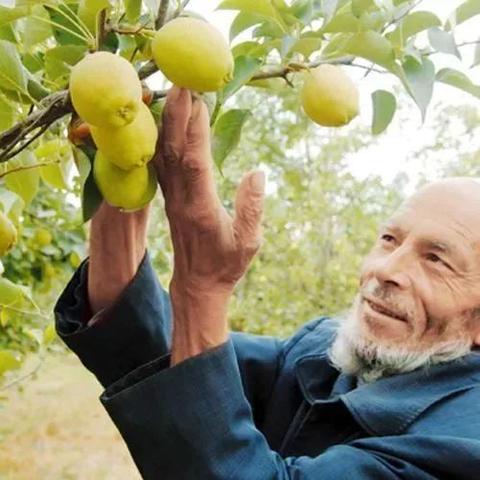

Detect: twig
[2,123,50,161]
[0,354,45,392]
[0,161,60,179]
[96,8,108,51]
[138,60,158,79]
[155,0,170,29]
[175,0,190,17]
[0,91,71,161]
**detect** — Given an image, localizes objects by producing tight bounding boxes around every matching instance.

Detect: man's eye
[426,253,451,269]
[380,234,395,243]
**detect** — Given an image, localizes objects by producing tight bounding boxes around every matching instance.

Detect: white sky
[185,0,480,191]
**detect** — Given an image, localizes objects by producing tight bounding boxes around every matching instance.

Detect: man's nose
[373,247,412,290]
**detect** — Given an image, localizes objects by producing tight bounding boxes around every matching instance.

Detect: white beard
[328,296,473,384]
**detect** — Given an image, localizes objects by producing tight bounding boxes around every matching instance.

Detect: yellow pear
[301,64,359,127]
[0,212,16,256]
[69,52,142,127]
[93,151,157,211]
[152,17,234,92]
[90,103,158,170]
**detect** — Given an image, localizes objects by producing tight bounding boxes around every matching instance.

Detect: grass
[0,351,142,480]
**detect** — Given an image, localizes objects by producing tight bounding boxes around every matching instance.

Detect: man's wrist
[170,284,232,366]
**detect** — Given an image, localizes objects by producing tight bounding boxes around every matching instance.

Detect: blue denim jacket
[55,252,480,479]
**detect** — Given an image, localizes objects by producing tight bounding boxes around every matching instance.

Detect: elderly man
[55,87,480,479]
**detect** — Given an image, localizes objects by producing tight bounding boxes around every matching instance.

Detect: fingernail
[250,171,265,192]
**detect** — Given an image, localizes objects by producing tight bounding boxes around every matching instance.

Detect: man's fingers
[233,170,266,253]
[161,87,192,167]
[181,97,217,206]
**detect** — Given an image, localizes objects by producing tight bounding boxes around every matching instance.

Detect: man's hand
[155,87,266,365]
[88,201,150,315]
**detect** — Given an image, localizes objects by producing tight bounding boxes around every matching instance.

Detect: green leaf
[371,90,396,135]
[0,40,28,95]
[290,0,318,24]
[232,41,268,58]
[0,277,25,306]
[344,31,396,70]
[5,151,40,205]
[359,10,387,31]
[0,93,15,132]
[436,68,480,99]
[252,21,284,39]
[290,35,322,59]
[213,109,251,171]
[125,0,142,22]
[230,12,264,41]
[351,0,376,18]
[446,0,480,30]
[0,350,21,376]
[387,11,441,46]
[0,5,29,28]
[0,23,17,42]
[43,321,57,345]
[220,56,263,101]
[402,56,435,121]
[77,145,102,222]
[20,5,52,49]
[322,12,359,33]
[23,52,44,74]
[217,0,285,30]
[40,162,72,189]
[45,45,87,86]
[427,27,461,59]
[46,4,90,46]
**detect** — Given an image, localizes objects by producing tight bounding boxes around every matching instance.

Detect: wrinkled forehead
[387,180,480,251]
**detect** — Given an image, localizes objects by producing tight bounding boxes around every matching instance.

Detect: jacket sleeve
[100,338,480,480]
[54,250,283,429]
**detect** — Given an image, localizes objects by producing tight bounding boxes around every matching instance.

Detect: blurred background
[0,0,479,478]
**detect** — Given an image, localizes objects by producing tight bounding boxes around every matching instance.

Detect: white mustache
[360,282,413,322]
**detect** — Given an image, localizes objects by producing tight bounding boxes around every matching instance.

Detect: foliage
[0,0,478,381]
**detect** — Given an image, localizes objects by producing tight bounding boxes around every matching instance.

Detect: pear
[301,65,359,127]
[90,103,158,170]
[93,151,157,211]
[69,52,142,128]
[152,17,234,92]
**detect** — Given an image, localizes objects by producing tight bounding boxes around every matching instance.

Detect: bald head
[405,176,480,220]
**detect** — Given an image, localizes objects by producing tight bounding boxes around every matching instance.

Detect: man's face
[356,180,480,353]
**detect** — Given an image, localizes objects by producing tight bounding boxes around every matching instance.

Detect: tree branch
[0,91,71,162]
[155,0,170,29]
[96,8,108,51]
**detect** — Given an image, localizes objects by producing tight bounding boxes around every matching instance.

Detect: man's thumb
[233,170,266,251]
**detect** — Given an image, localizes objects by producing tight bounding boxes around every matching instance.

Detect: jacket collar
[294,319,480,436]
